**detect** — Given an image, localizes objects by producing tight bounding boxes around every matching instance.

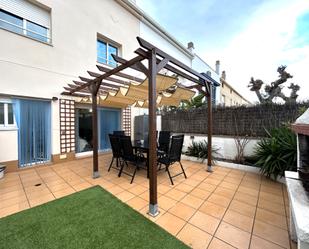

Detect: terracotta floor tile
[47,182,71,192]
[128,185,148,195]
[177,223,212,249]
[214,186,235,198]
[28,193,55,207]
[105,185,124,195]
[0,184,24,194]
[184,178,202,187]
[259,191,284,205]
[250,235,285,249]
[255,208,287,230]
[204,178,221,186]
[158,195,177,210]
[189,211,220,235]
[208,238,236,249]
[198,182,217,192]
[258,199,286,216]
[223,209,254,232]
[190,188,212,200]
[0,190,27,201]
[240,180,260,190]
[157,184,172,194]
[237,186,259,197]
[219,181,239,191]
[224,176,242,185]
[260,185,283,195]
[168,202,196,221]
[165,188,187,201]
[53,187,76,199]
[0,201,30,218]
[116,191,135,202]
[0,194,28,209]
[71,182,93,191]
[215,222,251,249]
[208,193,231,208]
[126,196,148,211]
[180,194,204,209]
[229,199,256,218]
[234,192,258,207]
[156,212,186,236]
[253,220,290,248]
[175,183,195,193]
[199,201,226,219]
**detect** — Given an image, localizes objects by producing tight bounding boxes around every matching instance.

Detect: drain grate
[34,183,42,187]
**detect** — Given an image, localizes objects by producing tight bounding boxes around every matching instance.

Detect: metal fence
[161,102,309,137]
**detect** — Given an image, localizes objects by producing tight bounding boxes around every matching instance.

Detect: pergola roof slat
[96,64,144,83]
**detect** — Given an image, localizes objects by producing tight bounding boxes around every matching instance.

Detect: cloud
[205,0,309,102]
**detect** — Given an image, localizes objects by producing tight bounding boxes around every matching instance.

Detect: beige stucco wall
[0,0,140,164]
[220,80,250,106]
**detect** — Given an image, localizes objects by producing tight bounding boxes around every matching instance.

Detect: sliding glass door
[99,108,121,151]
[15,99,51,167]
[75,107,121,153]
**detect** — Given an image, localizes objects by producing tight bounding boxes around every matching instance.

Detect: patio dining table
[132,140,150,178]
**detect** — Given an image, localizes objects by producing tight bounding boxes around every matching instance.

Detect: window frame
[0,9,51,44]
[97,39,119,67]
[0,99,16,130]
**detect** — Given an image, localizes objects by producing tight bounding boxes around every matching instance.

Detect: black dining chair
[108,134,123,173]
[157,134,186,185]
[158,131,171,154]
[119,136,147,184]
[113,130,125,136]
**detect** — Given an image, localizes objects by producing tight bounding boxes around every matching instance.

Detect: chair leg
[179,161,187,178]
[108,157,114,172]
[166,165,174,185]
[116,157,119,168]
[130,165,138,184]
[118,160,125,177]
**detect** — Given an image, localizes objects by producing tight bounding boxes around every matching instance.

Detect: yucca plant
[254,126,297,179]
[184,140,220,164]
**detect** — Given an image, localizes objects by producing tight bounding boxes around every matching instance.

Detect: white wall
[0,0,140,163]
[181,134,259,160]
[0,130,18,162]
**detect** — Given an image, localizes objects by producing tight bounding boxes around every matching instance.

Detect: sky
[136,0,309,102]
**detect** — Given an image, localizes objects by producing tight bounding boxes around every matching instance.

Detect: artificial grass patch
[0,186,188,249]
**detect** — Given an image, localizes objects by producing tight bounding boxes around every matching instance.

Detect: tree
[248,66,300,103]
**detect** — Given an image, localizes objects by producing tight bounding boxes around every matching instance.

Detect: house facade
[220,71,251,106]
[0,0,219,172]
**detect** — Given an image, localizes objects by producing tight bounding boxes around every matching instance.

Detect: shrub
[184,140,220,164]
[254,126,297,179]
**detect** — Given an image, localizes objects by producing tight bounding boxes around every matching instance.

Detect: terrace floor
[0,154,296,249]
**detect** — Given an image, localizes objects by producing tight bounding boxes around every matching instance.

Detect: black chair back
[113,130,125,136]
[119,136,134,160]
[169,135,184,162]
[158,131,171,153]
[109,134,122,158]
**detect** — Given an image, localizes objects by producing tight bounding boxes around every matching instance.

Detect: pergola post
[148,48,159,216]
[91,84,100,178]
[207,84,213,172]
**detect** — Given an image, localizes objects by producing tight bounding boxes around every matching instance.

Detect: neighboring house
[0,0,219,172]
[220,71,251,106]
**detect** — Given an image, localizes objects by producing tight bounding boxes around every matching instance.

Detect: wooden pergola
[62,37,215,216]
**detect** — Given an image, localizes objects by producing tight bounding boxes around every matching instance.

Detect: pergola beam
[96,64,144,83]
[137,37,211,88]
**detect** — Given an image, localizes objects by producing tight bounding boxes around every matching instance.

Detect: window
[0,0,50,43]
[0,9,23,34]
[0,101,15,128]
[97,40,118,67]
[221,95,226,105]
